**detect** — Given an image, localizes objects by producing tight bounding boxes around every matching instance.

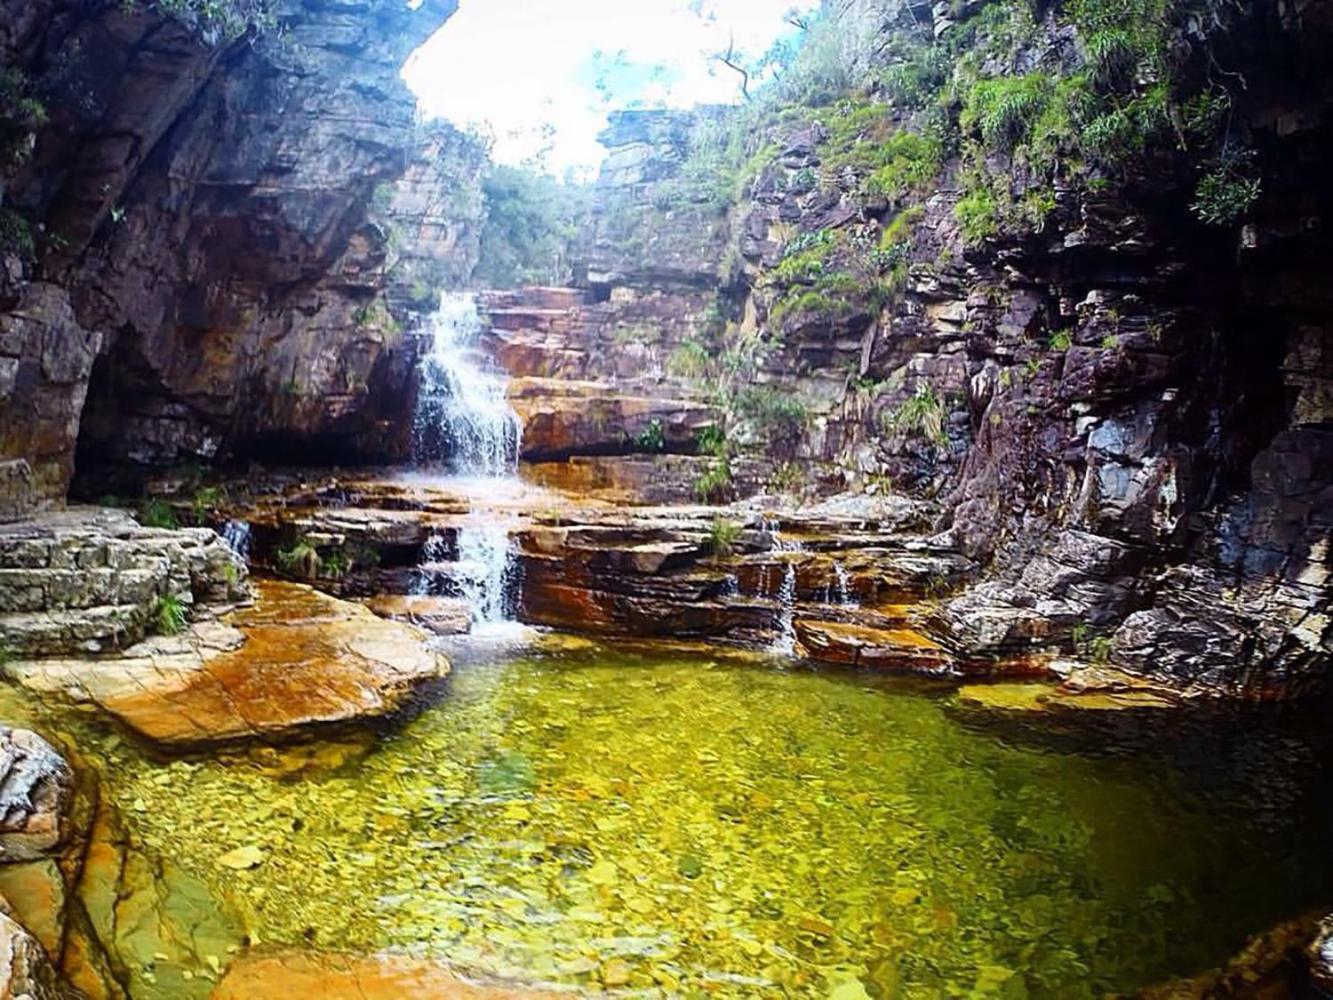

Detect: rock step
[0,605,145,656]
[793,619,957,674]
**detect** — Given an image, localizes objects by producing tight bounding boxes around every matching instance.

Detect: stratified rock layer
[0,507,248,656]
[4,580,448,747]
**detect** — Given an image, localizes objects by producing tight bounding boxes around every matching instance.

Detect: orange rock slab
[4,581,449,748]
[794,618,957,674]
[212,951,558,1000]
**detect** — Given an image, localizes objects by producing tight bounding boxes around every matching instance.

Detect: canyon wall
[0,0,482,515]
[500,0,1332,693]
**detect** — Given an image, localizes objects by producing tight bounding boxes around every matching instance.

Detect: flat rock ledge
[3,580,449,748]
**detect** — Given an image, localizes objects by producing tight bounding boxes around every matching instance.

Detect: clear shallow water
[6,638,1333,997]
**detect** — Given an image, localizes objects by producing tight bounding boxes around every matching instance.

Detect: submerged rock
[4,581,448,748]
[211,950,559,999]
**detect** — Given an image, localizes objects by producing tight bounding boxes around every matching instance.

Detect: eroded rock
[0,729,72,863]
[4,581,448,748]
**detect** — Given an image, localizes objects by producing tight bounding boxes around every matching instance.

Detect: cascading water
[409,292,522,631]
[833,561,858,607]
[221,519,251,559]
[455,525,514,626]
[761,516,803,655]
[772,562,798,656]
[412,292,521,478]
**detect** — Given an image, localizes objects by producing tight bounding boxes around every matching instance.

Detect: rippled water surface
[8,638,1333,997]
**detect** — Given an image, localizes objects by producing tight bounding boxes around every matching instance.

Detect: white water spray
[455,524,515,627]
[221,519,251,559]
[412,292,521,477]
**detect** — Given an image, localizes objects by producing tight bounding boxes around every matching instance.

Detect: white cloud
[402,0,815,178]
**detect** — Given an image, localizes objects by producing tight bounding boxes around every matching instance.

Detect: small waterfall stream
[410,292,522,631]
[412,292,521,478]
[762,517,803,655]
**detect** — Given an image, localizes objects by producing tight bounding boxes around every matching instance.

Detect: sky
[402,0,818,179]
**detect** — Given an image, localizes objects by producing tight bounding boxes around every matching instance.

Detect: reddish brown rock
[794,619,957,674]
[211,951,558,1000]
[4,581,448,747]
[508,378,719,460]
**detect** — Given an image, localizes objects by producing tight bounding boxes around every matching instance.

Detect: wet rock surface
[0,911,73,1000]
[4,580,448,748]
[0,728,71,864]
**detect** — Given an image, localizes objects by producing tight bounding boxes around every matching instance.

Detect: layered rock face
[504,5,1332,695]
[0,0,482,513]
[0,506,248,656]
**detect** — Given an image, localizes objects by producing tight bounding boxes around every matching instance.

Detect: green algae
[4,642,1333,997]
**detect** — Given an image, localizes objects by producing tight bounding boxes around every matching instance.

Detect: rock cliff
[510,0,1333,694]
[0,0,483,515]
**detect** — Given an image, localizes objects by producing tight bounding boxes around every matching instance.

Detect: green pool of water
[7,636,1333,997]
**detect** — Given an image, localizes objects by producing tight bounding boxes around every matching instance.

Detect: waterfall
[221,519,251,559]
[833,562,857,607]
[772,561,798,656]
[412,292,521,477]
[406,292,523,632]
[455,524,515,628]
[761,516,802,655]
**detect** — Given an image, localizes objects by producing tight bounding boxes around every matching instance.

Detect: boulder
[0,729,72,863]
[0,912,73,1000]
[794,619,957,674]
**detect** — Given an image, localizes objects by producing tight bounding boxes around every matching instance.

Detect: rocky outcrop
[0,728,72,865]
[0,507,248,657]
[0,0,483,510]
[4,579,448,747]
[0,911,73,1000]
[543,3,1333,696]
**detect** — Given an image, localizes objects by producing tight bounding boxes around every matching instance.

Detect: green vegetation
[695,424,728,458]
[634,419,666,453]
[475,165,584,287]
[151,594,188,636]
[954,183,999,244]
[734,386,807,452]
[0,207,34,259]
[191,485,225,525]
[276,539,320,580]
[0,67,46,171]
[693,456,734,504]
[138,497,180,530]
[121,0,276,39]
[320,548,350,578]
[707,517,742,558]
[1049,329,1073,351]
[887,383,949,449]
[0,640,9,668]
[1190,148,1262,225]
[667,340,711,381]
